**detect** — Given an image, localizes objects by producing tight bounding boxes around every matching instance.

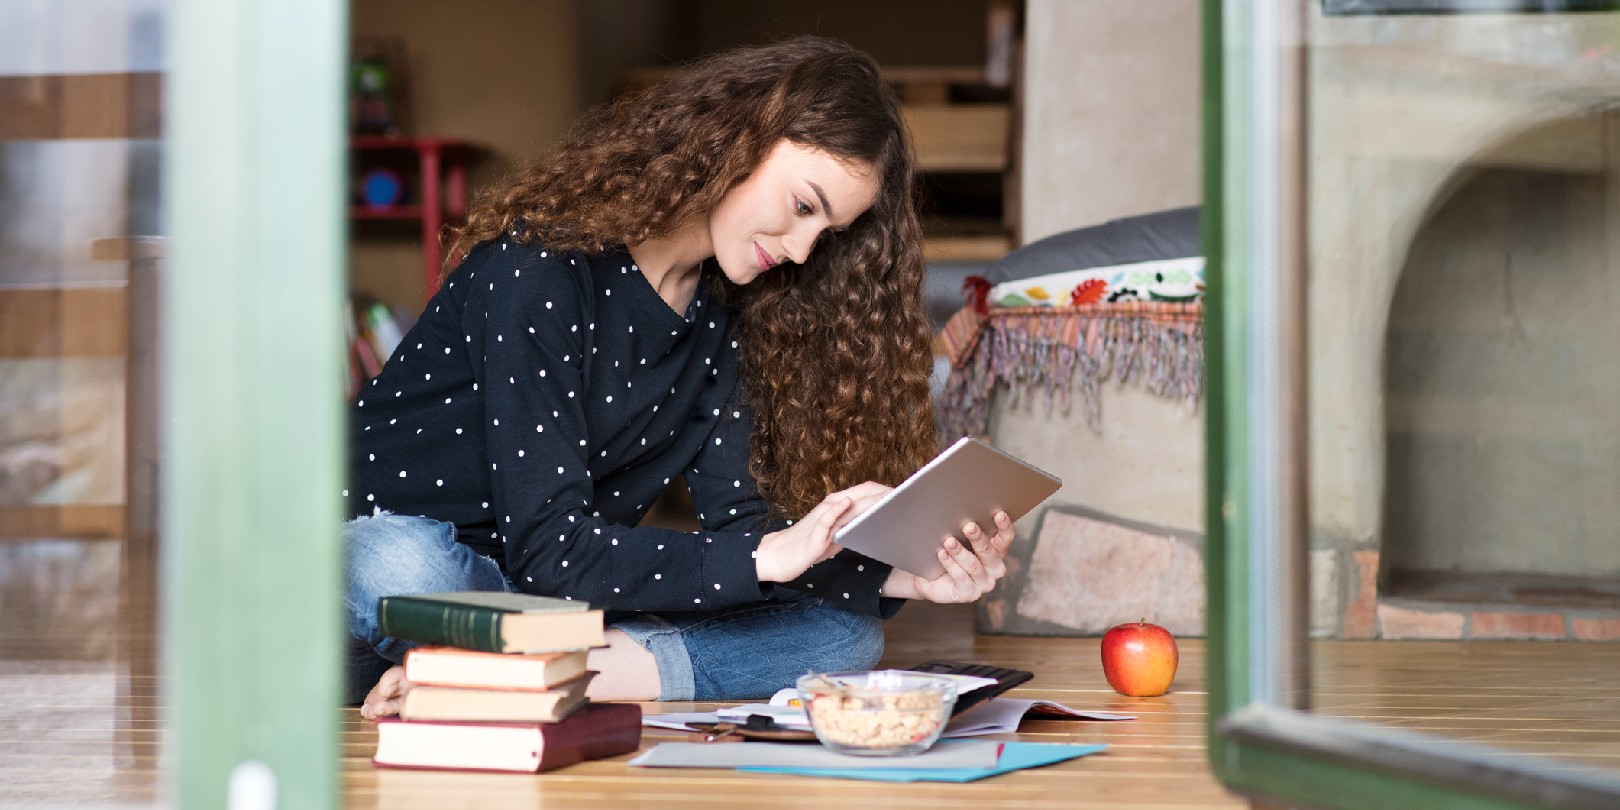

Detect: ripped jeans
[342,512,885,703]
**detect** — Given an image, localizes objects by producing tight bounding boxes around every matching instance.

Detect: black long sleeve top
[346,237,898,617]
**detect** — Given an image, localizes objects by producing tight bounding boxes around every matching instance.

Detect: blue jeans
[343,512,885,703]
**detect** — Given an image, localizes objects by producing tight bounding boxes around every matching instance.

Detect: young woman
[345,36,1015,713]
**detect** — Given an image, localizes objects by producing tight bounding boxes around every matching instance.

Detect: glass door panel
[1303,0,1620,776]
[0,2,166,805]
[0,2,348,807]
[1207,0,1620,806]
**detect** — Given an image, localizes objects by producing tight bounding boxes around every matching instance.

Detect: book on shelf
[343,301,361,394]
[352,328,384,379]
[377,591,606,654]
[363,299,404,359]
[346,296,410,396]
[404,646,591,691]
[373,701,643,773]
[399,671,596,723]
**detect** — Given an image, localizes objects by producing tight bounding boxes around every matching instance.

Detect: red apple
[1101,620,1179,697]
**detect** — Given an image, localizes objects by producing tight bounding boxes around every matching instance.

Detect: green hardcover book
[377,591,605,653]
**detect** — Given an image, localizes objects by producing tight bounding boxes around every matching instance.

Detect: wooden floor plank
[4,597,1620,807]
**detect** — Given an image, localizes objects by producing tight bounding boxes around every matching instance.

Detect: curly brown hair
[444,36,939,520]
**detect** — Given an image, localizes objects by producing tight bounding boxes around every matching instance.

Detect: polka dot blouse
[346,239,895,617]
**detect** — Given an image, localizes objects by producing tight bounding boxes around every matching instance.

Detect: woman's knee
[342,513,502,637]
[346,513,497,586]
[803,607,885,672]
[674,600,888,700]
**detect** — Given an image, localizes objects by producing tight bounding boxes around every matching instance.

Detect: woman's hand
[881,511,1015,603]
[360,665,413,721]
[755,481,891,583]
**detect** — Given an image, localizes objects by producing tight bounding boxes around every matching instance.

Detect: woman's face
[706,139,880,285]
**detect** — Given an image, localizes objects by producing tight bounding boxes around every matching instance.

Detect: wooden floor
[4,599,1620,808]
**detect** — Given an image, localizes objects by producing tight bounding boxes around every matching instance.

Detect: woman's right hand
[755,481,890,583]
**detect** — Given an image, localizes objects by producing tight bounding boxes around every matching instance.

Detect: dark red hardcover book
[372,701,642,773]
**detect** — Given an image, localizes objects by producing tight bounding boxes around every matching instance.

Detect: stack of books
[368,591,643,773]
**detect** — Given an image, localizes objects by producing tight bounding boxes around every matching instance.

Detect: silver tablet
[833,436,1062,579]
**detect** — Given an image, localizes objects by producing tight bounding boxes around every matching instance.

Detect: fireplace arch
[1307,48,1620,636]
[1381,111,1620,589]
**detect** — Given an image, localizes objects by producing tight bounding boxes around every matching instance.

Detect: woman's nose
[784,223,820,265]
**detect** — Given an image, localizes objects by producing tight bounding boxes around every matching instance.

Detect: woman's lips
[754,243,776,271]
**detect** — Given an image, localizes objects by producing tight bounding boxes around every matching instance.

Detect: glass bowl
[795,670,958,756]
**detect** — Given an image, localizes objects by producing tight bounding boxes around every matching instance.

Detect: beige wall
[1019,0,1201,243]
[348,0,581,310]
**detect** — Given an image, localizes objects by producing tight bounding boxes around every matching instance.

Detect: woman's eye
[794,197,813,216]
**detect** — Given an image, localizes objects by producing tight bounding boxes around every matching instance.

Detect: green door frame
[164,1,347,807]
[1202,1,1620,808]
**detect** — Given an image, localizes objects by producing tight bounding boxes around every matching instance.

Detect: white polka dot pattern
[343,241,892,617]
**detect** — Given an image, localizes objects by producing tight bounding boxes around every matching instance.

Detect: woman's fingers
[800,493,849,530]
[925,528,1006,600]
[816,495,853,528]
[961,520,988,553]
[963,513,1013,552]
[831,481,890,527]
[956,535,1003,590]
[929,537,981,597]
[758,494,859,582]
[909,514,1020,604]
[933,541,970,599]
[797,495,852,565]
[960,514,1016,576]
[987,511,1015,554]
[836,480,891,500]
[944,536,984,576]
[816,497,851,559]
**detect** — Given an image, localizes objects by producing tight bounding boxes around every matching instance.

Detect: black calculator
[907,660,1034,716]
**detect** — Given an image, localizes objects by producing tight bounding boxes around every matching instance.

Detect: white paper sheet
[629,740,1004,770]
[643,697,1135,738]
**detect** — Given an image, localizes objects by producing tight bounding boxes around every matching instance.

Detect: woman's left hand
[881,511,1015,603]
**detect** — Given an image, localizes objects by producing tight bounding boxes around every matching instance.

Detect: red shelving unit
[350,136,485,301]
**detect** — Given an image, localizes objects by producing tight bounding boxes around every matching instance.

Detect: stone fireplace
[1308,16,1620,641]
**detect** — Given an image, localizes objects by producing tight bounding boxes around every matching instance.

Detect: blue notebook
[737,741,1107,783]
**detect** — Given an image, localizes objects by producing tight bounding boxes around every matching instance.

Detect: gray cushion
[987,206,1200,283]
